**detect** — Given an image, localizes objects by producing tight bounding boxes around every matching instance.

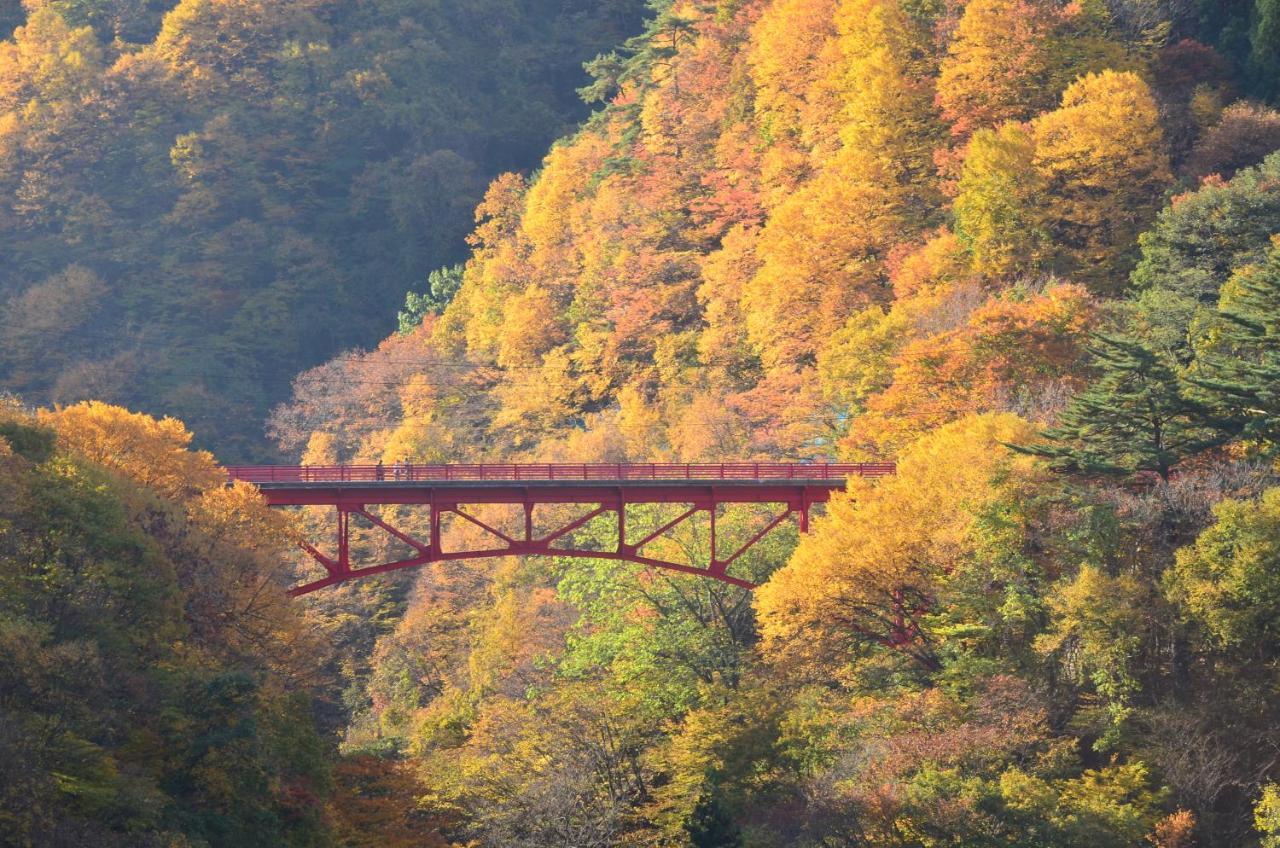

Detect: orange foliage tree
[841,283,1095,458]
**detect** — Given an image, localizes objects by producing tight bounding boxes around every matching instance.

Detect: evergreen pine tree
[1249,0,1280,101]
[1187,242,1280,451]
[1016,334,1222,480]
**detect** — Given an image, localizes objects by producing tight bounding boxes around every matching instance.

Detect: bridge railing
[224,462,896,484]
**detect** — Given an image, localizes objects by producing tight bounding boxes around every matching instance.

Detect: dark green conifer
[1016,334,1222,480]
[1187,241,1280,452]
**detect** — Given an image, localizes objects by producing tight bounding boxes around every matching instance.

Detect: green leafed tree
[1130,152,1280,358]
[1248,0,1280,100]
[397,264,464,335]
[1166,487,1280,653]
[0,402,335,846]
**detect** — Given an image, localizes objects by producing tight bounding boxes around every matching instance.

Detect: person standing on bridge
[375,460,385,481]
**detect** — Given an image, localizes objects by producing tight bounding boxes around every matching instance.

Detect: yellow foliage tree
[745,0,941,372]
[816,304,909,415]
[490,346,584,449]
[937,0,1061,140]
[377,374,458,464]
[755,413,1041,676]
[953,121,1048,279]
[436,172,530,359]
[696,223,761,378]
[819,231,983,421]
[667,386,752,461]
[829,0,941,202]
[301,430,338,465]
[888,228,978,299]
[520,136,606,288]
[0,6,102,110]
[1030,70,1171,292]
[749,0,840,183]
[616,383,667,459]
[183,481,323,671]
[744,145,903,370]
[39,400,223,498]
[496,283,567,369]
[152,0,327,98]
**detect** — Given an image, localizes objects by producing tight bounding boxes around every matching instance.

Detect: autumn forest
[3,0,1280,844]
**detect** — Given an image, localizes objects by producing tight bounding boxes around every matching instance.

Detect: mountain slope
[0,0,644,458]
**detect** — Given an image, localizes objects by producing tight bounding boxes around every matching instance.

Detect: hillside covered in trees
[268,0,1280,844]
[0,0,644,457]
[0,400,338,846]
[6,0,1280,845]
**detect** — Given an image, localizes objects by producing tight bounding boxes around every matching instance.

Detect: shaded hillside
[0,0,644,459]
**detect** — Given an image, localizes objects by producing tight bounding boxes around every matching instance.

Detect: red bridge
[226,463,895,596]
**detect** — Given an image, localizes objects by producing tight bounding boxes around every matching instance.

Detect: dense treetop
[0,400,335,846]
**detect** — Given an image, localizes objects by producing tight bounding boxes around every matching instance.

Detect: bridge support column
[429,492,441,558]
[708,492,720,575]
[615,488,626,554]
[336,507,350,573]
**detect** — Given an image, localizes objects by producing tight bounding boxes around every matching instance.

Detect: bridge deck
[226,463,894,506]
[227,462,894,485]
